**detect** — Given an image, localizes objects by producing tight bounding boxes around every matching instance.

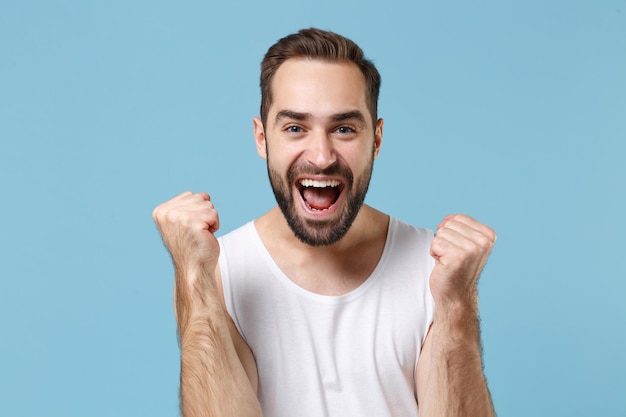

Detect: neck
[254,205,390,296]
[263,204,387,252]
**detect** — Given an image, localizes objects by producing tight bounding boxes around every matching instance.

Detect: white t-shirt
[218,217,435,417]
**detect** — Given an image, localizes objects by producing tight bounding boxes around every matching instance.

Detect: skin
[252,59,387,295]
[153,58,497,416]
[153,191,261,417]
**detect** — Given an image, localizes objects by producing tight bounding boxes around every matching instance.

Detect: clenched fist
[152,191,221,276]
[429,214,496,305]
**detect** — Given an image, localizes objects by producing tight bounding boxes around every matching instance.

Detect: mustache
[287,161,354,183]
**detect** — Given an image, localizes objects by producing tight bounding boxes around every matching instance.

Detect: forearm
[419,301,495,417]
[176,269,262,417]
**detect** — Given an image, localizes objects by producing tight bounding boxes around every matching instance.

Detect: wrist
[432,299,481,342]
[434,294,477,317]
[174,267,221,332]
[175,262,218,292]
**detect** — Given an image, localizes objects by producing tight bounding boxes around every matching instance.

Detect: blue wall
[1,1,624,415]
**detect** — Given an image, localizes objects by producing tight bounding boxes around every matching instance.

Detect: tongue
[302,187,337,210]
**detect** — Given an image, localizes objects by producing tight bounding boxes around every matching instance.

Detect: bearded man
[153,28,497,417]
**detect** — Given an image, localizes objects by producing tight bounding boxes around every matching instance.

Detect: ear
[373,118,384,159]
[253,117,267,160]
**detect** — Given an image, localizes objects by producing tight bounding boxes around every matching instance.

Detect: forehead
[269,58,370,122]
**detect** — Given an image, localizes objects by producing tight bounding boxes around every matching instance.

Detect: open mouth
[297,178,343,211]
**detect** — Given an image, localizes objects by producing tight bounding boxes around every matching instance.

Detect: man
[153,28,497,417]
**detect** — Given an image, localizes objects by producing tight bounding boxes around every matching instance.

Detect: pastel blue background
[1,0,624,416]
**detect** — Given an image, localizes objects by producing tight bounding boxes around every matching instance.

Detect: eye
[285,125,303,134]
[335,126,355,134]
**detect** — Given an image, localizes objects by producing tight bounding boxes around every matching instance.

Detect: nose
[306,129,336,170]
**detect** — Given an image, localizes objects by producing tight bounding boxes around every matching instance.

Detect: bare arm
[153,191,262,417]
[416,214,496,417]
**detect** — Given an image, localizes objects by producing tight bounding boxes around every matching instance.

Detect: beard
[267,150,375,247]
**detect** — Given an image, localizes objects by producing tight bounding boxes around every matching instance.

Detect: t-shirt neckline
[247,216,397,305]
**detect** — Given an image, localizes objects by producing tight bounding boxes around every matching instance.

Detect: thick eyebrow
[275,109,367,126]
[275,110,312,123]
[331,111,367,126]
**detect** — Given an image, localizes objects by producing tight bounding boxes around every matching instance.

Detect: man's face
[254,59,383,246]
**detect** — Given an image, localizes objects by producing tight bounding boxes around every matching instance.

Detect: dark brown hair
[260,28,381,125]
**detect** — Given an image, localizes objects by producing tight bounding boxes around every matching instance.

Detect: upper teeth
[300,179,340,188]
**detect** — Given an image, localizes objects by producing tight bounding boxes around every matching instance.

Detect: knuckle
[453,213,469,223]
[475,233,491,250]
[164,208,182,224]
[468,242,481,258]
